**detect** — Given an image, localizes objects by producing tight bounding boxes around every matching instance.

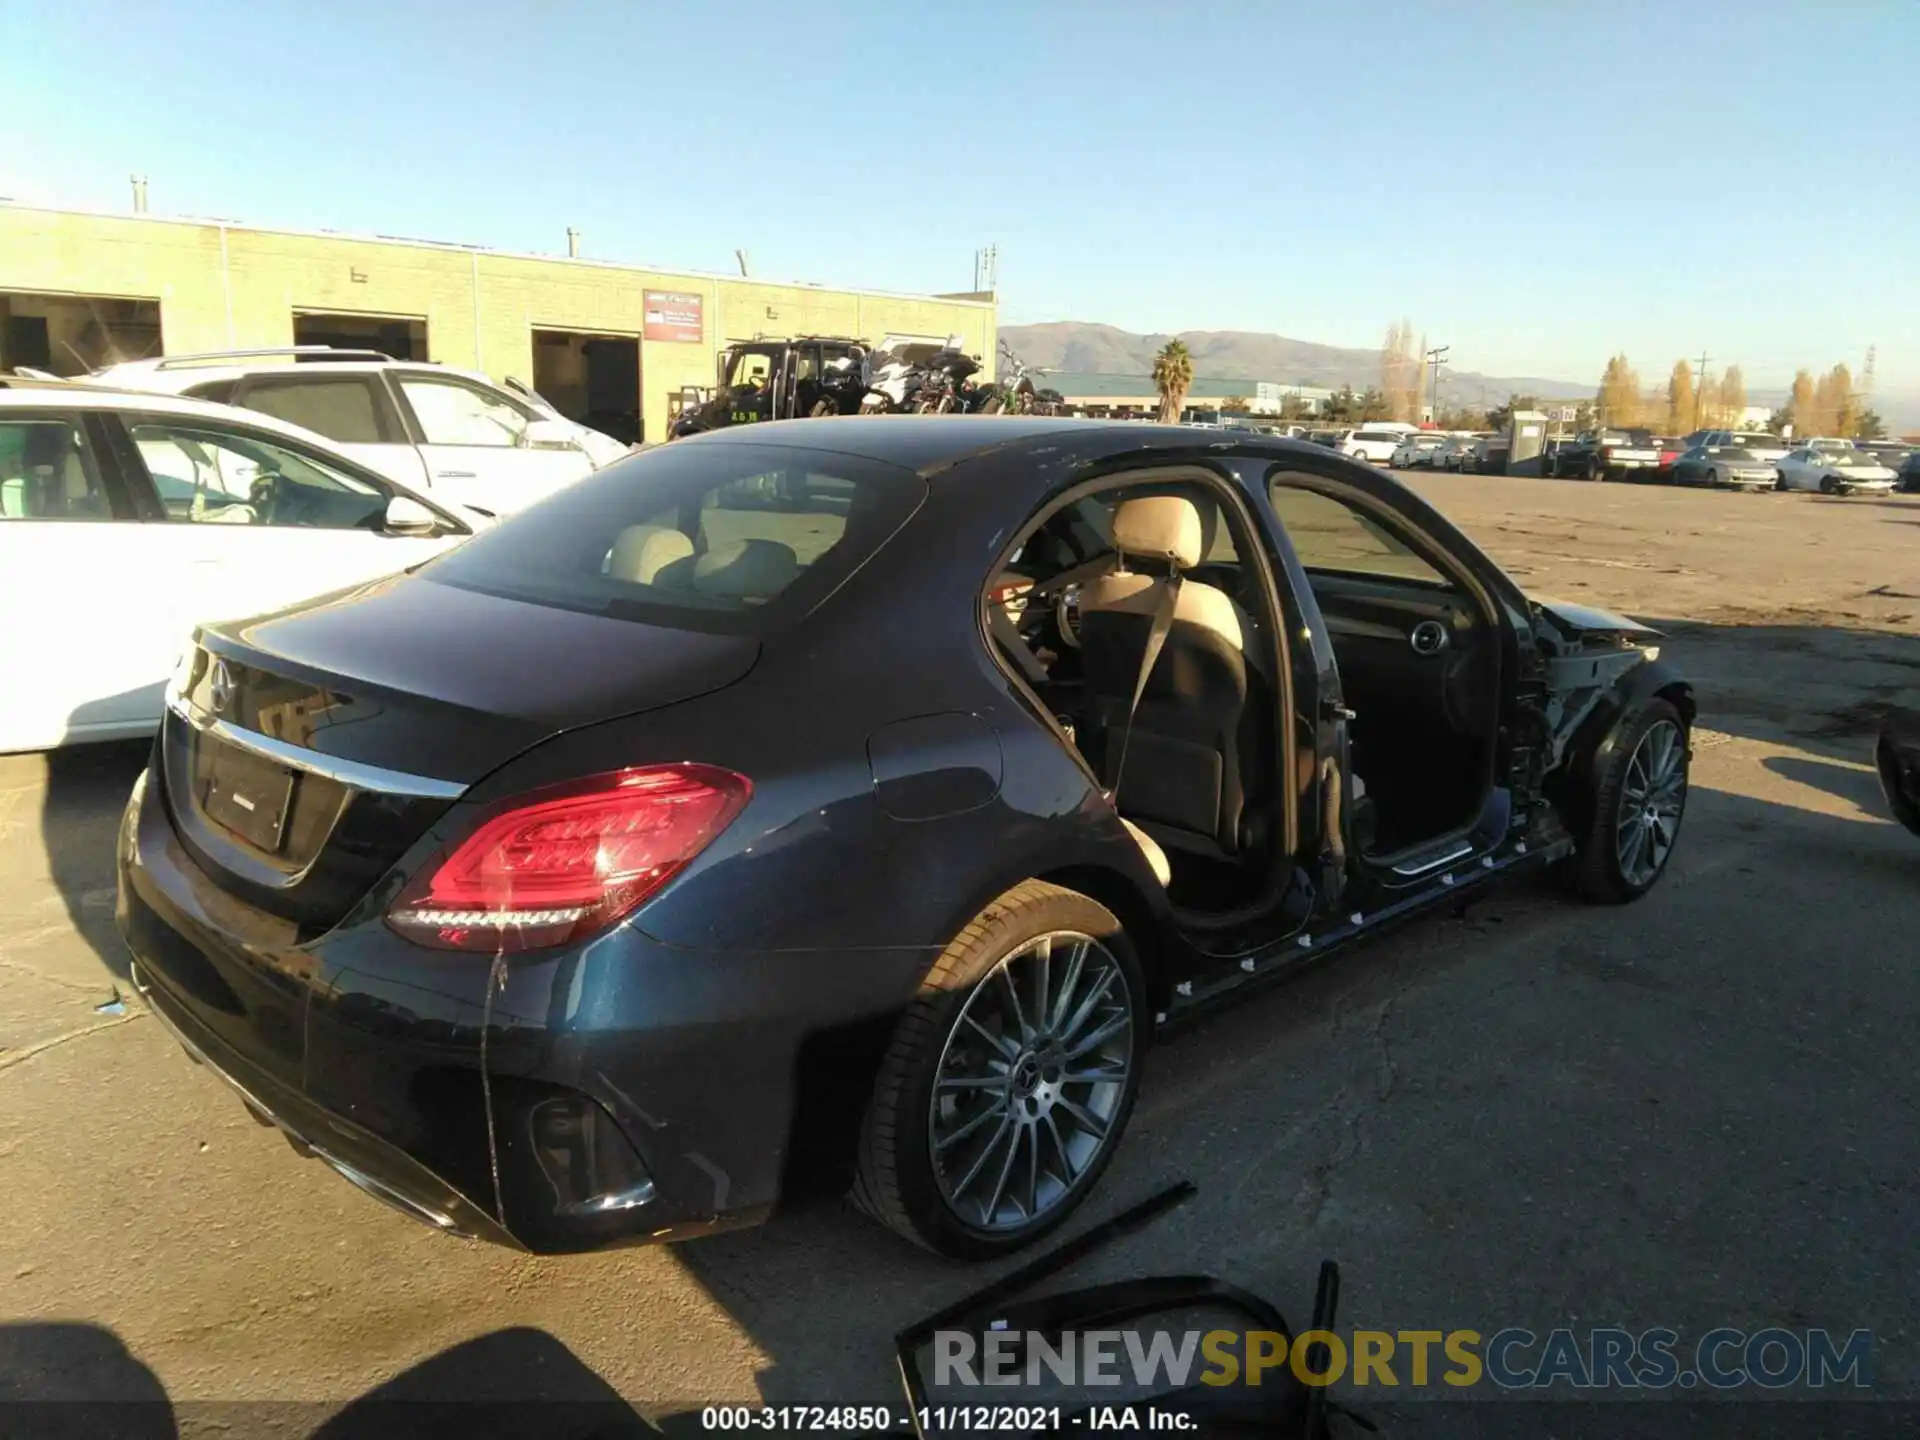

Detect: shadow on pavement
[0,1322,662,1439]
[34,738,149,983]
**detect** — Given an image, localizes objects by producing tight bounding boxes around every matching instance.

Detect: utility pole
[1424,345,1449,424]
[1692,351,1710,429]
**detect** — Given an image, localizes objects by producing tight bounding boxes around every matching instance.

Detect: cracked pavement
[0,474,1916,1430]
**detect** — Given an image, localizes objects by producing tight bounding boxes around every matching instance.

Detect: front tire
[853,881,1147,1258]
[1568,698,1689,903]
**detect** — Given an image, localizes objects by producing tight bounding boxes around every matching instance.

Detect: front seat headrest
[1111,495,1203,570]
[608,524,695,584]
[692,538,801,600]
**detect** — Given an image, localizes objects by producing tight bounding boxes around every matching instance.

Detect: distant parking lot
[3,473,1917,1432]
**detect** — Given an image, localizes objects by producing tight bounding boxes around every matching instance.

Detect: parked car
[1800,436,1858,456]
[0,378,476,753]
[91,347,624,518]
[1388,432,1448,469]
[1669,444,1778,492]
[1854,440,1915,473]
[1467,435,1510,474]
[120,417,1693,1259]
[1432,435,1481,472]
[1776,447,1898,495]
[1653,437,1686,481]
[1683,429,1790,465]
[1898,452,1920,493]
[1342,425,1412,464]
[1548,428,1662,480]
[1307,429,1345,448]
[1875,708,1920,838]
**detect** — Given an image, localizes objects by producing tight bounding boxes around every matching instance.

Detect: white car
[1388,433,1448,468]
[0,380,478,752]
[90,347,627,518]
[1343,425,1415,464]
[1689,429,1790,465]
[1801,436,1858,455]
[1775,447,1897,495]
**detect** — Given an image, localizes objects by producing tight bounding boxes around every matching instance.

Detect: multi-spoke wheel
[1567,697,1691,902]
[854,881,1147,1257]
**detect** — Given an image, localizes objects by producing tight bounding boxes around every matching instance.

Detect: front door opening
[292,312,428,361]
[987,470,1292,917]
[531,330,641,444]
[1,292,162,375]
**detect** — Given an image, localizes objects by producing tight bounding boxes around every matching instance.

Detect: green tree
[1221,394,1251,414]
[1153,340,1193,424]
[1484,392,1539,432]
[1357,387,1391,421]
[1322,384,1359,422]
[1666,360,1697,433]
[1854,408,1887,440]
[1278,393,1313,421]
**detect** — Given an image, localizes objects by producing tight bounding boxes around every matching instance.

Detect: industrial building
[0,202,997,444]
[1044,372,1336,419]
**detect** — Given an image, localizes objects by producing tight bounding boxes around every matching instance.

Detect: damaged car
[118,419,1693,1260]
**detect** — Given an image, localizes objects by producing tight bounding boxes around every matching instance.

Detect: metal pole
[1693,351,1709,429]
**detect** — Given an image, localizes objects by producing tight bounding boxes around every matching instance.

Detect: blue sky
[3,0,1915,399]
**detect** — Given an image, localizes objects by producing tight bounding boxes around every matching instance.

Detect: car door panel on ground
[388,371,586,515]
[0,411,169,747]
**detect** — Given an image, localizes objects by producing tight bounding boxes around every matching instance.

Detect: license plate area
[199,743,296,853]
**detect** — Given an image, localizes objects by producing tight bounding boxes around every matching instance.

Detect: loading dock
[0,291,161,374]
[291,311,427,361]
[532,329,642,444]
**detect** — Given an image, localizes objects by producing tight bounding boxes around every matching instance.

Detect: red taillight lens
[387,764,751,953]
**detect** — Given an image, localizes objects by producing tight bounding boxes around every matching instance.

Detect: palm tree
[1153,340,1193,424]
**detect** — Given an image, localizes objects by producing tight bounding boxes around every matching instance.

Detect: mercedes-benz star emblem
[208,659,235,714]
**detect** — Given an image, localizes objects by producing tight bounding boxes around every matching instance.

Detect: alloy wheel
[1616,719,1687,888]
[928,931,1134,1233]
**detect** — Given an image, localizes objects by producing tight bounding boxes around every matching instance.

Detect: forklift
[668,335,870,438]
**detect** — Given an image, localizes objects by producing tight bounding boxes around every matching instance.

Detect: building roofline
[0,199,997,311]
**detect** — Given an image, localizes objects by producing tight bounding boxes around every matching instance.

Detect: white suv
[1343,424,1416,464]
[0,377,475,751]
[90,348,630,518]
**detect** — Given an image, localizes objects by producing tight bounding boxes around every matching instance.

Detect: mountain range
[998,322,1594,406]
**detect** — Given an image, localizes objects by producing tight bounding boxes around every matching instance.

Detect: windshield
[423,442,924,634]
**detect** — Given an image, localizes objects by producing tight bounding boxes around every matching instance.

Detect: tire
[853,880,1148,1258]
[982,396,1005,415]
[1567,698,1690,903]
[808,399,838,418]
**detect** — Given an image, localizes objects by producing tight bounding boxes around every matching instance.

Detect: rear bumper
[116,762,931,1252]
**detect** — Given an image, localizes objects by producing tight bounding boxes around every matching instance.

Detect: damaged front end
[1528,597,1677,771]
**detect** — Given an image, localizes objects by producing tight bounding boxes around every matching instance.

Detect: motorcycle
[860,334,980,414]
[971,342,1043,414]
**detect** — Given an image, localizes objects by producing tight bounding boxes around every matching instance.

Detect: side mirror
[518,417,584,452]
[383,494,441,535]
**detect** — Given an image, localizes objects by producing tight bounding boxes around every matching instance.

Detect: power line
[1692,350,1710,430]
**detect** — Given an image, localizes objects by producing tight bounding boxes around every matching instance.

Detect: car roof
[88,354,492,394]
[0,379,384,449]
[676,414,1338,478]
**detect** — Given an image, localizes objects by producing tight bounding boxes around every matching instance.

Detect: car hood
[1532,597,1663,640]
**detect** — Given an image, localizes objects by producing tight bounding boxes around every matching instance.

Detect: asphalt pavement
[2,472,1916,1435]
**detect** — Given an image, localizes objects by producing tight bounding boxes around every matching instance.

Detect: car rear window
[423,441,924,635]
[238,377,390,444]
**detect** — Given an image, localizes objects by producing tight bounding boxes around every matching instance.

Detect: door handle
[434,470,478,480]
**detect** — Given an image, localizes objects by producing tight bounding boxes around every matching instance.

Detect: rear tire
[1567,698,1689,904]
[853,881,1148,1259]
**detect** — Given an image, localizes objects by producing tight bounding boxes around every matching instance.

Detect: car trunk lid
[161,571,760,931]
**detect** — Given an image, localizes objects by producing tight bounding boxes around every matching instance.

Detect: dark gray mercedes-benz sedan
[119,417,1692,1258]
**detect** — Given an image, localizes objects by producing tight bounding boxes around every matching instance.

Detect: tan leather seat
[1078,494,1268,861]
[608,524,695,584]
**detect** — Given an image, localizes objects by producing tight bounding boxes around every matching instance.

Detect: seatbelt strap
[989,604,1051,685]
[1025,552,1119,601]
[1104,574,1181,806]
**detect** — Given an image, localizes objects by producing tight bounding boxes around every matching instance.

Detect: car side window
[397,376,532,447]
[126,420,391,530]
[236,376,392,444]
[1266,474,1449,586]
[0,416,118,522]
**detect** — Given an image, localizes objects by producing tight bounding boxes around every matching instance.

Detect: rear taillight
[387,764,751,953]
